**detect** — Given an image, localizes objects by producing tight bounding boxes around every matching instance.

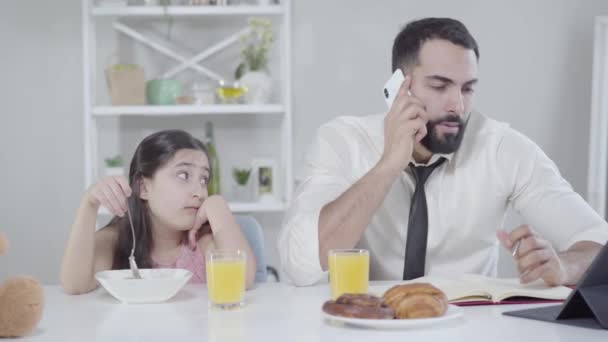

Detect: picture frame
[251,158,278,201]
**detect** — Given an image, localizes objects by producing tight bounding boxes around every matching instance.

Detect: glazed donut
[382,283,448,319]
[335,293,384,308]
[322,300,395,319]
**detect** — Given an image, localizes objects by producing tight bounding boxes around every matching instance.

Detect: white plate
[322,304,464,329]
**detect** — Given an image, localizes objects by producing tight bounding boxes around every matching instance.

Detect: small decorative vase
[105,166,124,176]
[239,70,272,104]
[232,183,253,202]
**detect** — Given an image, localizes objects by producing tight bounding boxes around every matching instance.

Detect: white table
[20,283,607,341]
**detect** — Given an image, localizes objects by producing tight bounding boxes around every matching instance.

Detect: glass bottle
[205,122,221,195]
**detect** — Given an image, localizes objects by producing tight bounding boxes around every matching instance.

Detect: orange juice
[206,252,246,308]
[329,250,369,299]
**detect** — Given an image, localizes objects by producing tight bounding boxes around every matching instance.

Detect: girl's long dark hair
[108,130,211,270]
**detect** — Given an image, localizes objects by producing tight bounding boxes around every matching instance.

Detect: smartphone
[383,69,405,109]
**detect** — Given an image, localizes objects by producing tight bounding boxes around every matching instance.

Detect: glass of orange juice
[328,249,370,299]
[206,249,246,309]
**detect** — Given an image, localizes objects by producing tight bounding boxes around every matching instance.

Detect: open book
[372,274,572,306]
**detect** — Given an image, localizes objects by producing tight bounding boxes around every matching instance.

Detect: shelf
[91,5,284,17]
[84,0,293,212]
[92,104,284,116]
[98,199,286,216]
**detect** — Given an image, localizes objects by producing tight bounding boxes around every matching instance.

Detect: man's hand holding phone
[381,70,429,174]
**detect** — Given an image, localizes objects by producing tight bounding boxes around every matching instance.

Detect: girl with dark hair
[60,129,256,294]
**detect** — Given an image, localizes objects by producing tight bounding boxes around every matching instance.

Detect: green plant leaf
[104,155,123,167]
[232,168,251,185]
[238,17,274,72]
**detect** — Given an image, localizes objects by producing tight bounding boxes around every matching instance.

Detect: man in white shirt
[278,18,608,286]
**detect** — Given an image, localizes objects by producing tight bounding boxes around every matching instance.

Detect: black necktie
[403,157,446,280]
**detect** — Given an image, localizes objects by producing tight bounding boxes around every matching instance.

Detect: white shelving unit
[91,5,284,16]
[92,104,285,116]
[82,1,293,215]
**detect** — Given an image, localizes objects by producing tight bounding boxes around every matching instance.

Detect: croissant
[382,283,448,319]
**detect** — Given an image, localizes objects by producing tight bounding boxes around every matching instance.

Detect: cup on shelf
[146,79,182,105]
[174,81,216,105]
[192,82,216,105]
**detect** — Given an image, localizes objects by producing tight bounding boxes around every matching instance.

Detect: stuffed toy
[0,232,45,337]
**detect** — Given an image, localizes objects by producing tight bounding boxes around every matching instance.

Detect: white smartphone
[383,69,405,109]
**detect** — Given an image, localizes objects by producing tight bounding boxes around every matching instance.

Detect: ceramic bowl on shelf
[215,80,246,104]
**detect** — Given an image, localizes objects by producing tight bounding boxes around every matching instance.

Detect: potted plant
[104,155,124,176]
[234,18,274,104]
[232,167,252,202]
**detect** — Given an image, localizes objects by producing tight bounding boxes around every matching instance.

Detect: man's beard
[420,114,467,154]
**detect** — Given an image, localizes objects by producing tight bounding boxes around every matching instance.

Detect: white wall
[1,0,607,283]
[0,1,84,282]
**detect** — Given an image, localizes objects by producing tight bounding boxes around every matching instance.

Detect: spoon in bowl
[126,201,142,279]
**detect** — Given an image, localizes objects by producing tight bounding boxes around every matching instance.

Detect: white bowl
[95,268,192,304]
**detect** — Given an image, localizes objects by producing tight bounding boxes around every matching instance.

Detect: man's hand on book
[497,225,567,286]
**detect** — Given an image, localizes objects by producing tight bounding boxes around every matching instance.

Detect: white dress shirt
[278,111,608,286]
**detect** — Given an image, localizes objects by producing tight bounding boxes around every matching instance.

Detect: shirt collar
[410,152,453,167]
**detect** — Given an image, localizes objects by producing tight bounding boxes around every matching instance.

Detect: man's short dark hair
[392,18,479,72]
